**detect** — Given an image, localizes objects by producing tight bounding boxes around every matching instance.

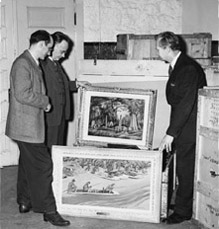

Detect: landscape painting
[52,146,163,223]
[76,86,157,148]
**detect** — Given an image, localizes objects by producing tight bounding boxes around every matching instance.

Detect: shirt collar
[170,51,181,69]
[48,56,54,61]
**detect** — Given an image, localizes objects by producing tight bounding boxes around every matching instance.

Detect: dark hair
[156,31,181,51]
[51,31,74,47]
[29,30,51,46]
[51,31,74,59]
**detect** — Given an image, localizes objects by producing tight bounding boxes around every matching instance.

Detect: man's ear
[38,40,45,48]
[166,46,172,54]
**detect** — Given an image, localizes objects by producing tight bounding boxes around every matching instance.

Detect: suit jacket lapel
[23,50,46,94]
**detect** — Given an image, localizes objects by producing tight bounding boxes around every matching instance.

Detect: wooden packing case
[116,33,212,66]
[193,88,219,229]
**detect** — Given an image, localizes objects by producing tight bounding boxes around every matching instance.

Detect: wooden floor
[0,166,204,229]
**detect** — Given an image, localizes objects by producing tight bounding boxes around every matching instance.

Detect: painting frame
[76,85,157,149]
[52,146,163,223]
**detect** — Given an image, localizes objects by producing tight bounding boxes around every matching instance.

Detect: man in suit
[5,30,70,227]
[41,31,87,149]
[157,31,207,224]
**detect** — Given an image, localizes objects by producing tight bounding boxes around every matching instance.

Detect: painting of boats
[62,154,151,210]
[66,189,119,196]
[52,146,162,223]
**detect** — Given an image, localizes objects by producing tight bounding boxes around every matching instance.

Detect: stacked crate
[116,33,212,66]
[205,66,219,87]
[116,34,157,60]
[193,88,219,229]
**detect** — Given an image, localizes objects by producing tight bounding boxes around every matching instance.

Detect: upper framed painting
[76,85,157,149]
[52,146,163,223]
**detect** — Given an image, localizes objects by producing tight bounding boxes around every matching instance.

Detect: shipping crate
[116,34,157,60]
[116,33,212,66]
[193,89,219,229]
[205,66,219,87]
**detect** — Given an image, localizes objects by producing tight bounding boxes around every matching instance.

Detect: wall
[182,0,219,40]
[83,0,182,42]
[83,0,219,42]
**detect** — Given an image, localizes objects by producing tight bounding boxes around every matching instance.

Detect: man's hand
[159,134,174,152]
[44,103,51,112]
[76,80,91,88]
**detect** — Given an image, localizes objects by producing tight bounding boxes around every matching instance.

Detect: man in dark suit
[157,31,207,224]
[5,30,70,227]
[41,31,87,149]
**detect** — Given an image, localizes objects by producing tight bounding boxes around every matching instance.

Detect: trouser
[45,116,66,149]
[16,141,57,213]
[174,142,196,218]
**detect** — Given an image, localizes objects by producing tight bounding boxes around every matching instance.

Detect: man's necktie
[168,65,173,76]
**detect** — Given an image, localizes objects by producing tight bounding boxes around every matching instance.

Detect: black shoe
[43,211,70,226]
[166,212,191,224]
[19,203,32,213]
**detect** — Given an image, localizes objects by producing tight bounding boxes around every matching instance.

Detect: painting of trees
[88,96,145,140]
[77,86,157,148]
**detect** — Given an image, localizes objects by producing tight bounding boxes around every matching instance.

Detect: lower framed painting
[76,85,157,149]
[52,146,163,223]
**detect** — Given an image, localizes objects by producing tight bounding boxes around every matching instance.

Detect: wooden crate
[116,33,212,66]
[193,89,219,229]
[116,34,157,60]
[205,66,219,87]
[182,33,212,59]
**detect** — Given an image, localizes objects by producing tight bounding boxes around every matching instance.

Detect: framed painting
[52,146,163,223]
[76,85,157,149]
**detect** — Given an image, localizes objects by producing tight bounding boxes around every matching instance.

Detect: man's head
[156,31,181,63]
[51,32,74,61]
[29,30,53,60]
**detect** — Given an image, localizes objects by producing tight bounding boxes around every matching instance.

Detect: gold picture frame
[76,85,157,149]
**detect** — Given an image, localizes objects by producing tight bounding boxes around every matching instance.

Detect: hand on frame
[44,103,51,112]
[159,134,174,152]
[76,80,91,88]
